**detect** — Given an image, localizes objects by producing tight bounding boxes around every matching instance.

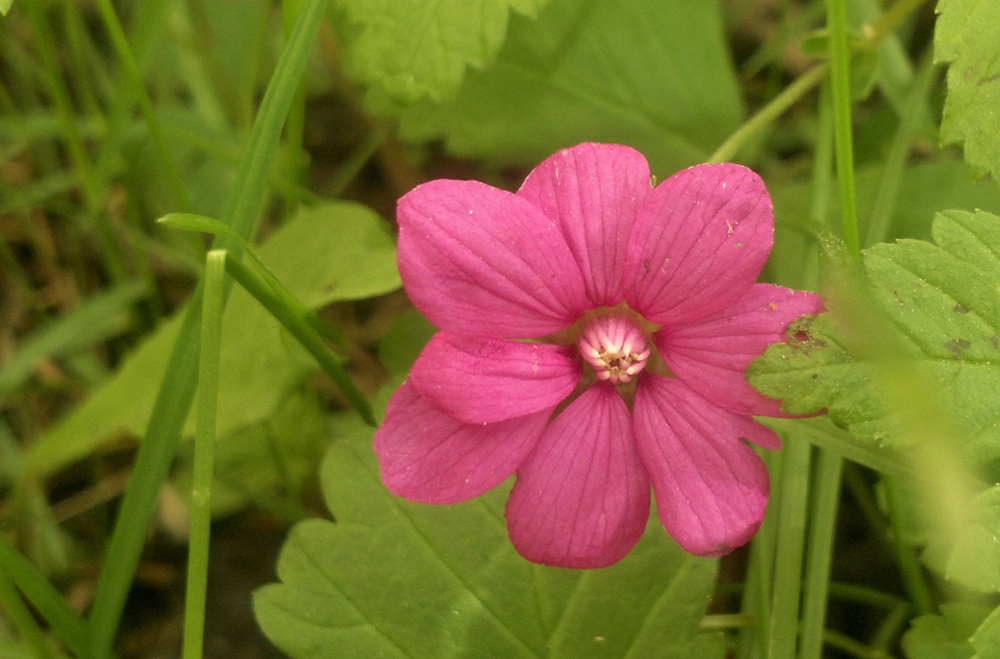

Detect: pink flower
[373,143,821,568]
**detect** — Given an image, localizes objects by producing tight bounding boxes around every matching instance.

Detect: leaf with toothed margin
[935,0,1000,180]
[253,389,726,659]
[750,210,1000,472]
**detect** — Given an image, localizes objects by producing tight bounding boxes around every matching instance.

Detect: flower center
[577,315,650,384]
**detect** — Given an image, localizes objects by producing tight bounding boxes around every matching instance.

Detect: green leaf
[972,605,1000,659]
[903,602,991,659]
[378,308,437,376]
[935,0,1000,179]
[335,0,549,105]
[923,485,1000,593]
[173,390,327,518]
[751,210,1000,467]
[398,0,742,174]
[254,403,725,659]
[0,0,13,17]
[23,202,400,478]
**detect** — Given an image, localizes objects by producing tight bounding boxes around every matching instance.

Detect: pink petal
[633,375,777,557]
[656,284,823,417]
[397,179,587,338]
[505,384,650,568]
[517,143,652,307]
[624,163,774,325]
[373,380,550,504]
[410,333,581,424]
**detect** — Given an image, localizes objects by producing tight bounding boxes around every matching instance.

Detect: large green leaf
[254,406,725,659]
[935,0,1000,179]
[24,202,400,478]
[335,0,549,105]
[903,602,991,659]
[398,0,742,175]
[750,209,1000,467]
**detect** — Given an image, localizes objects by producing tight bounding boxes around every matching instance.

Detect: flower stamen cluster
[578,316,650,384]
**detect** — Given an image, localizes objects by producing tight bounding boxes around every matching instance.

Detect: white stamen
[577,316,650,385]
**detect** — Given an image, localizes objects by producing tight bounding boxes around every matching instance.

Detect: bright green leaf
[0,0,12,17]
[972,605,1000,659]
[173,390,327,518]
[903,602,991,659]
[751,210,1000,466]
[935,0,1000,179]
[254,404,724,659]
[398,0,742,174]
[335,0,549,105]
[24,202,400,478]
[924,486,1000,593]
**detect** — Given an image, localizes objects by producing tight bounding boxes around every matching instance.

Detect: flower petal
[398,179,587,338]
[505,384,650,568]
[410,333,581,424]
[656,284,823,417]
[517,143,651,307]
[633,376,777,557]
[373,380,550,504]
[624,163,774,325]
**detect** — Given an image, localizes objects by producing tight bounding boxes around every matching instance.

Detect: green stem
[224,254,375,425]
[863,56,936,247]
[884,475,935,615]
[708,64,828,164]
[827,0,860,259]
[709,0,927,166]
[767,440,813,659]
[799,450,844,659]
[84,3,330,655]
[181,251,226,659]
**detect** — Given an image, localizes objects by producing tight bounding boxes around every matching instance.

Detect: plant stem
[84,3,330,655]
[768,440,813,659]
[181,250,226,659]
[827,0,860,259]
[799,450,844,659]
[708,64,828,164]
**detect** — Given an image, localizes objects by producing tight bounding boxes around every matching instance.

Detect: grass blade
[84,3,331,655]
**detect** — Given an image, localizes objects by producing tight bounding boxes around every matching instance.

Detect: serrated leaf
[934,0,1000,179]
[254,405,725,659]
[335,0,549,105]
[24,202,400,478]
[903,602,991,659]
[398,0,741,174]
[922,485,1000,593]
[751,210,1000,466]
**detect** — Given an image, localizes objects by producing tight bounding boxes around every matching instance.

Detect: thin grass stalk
[767,440,813,659]
[84,3,331,655]
[181,250,226,659]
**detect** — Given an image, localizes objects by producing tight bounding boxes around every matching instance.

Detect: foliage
[254,405,725,659]
[935,0,1000,180]
[3,0,1000,656]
